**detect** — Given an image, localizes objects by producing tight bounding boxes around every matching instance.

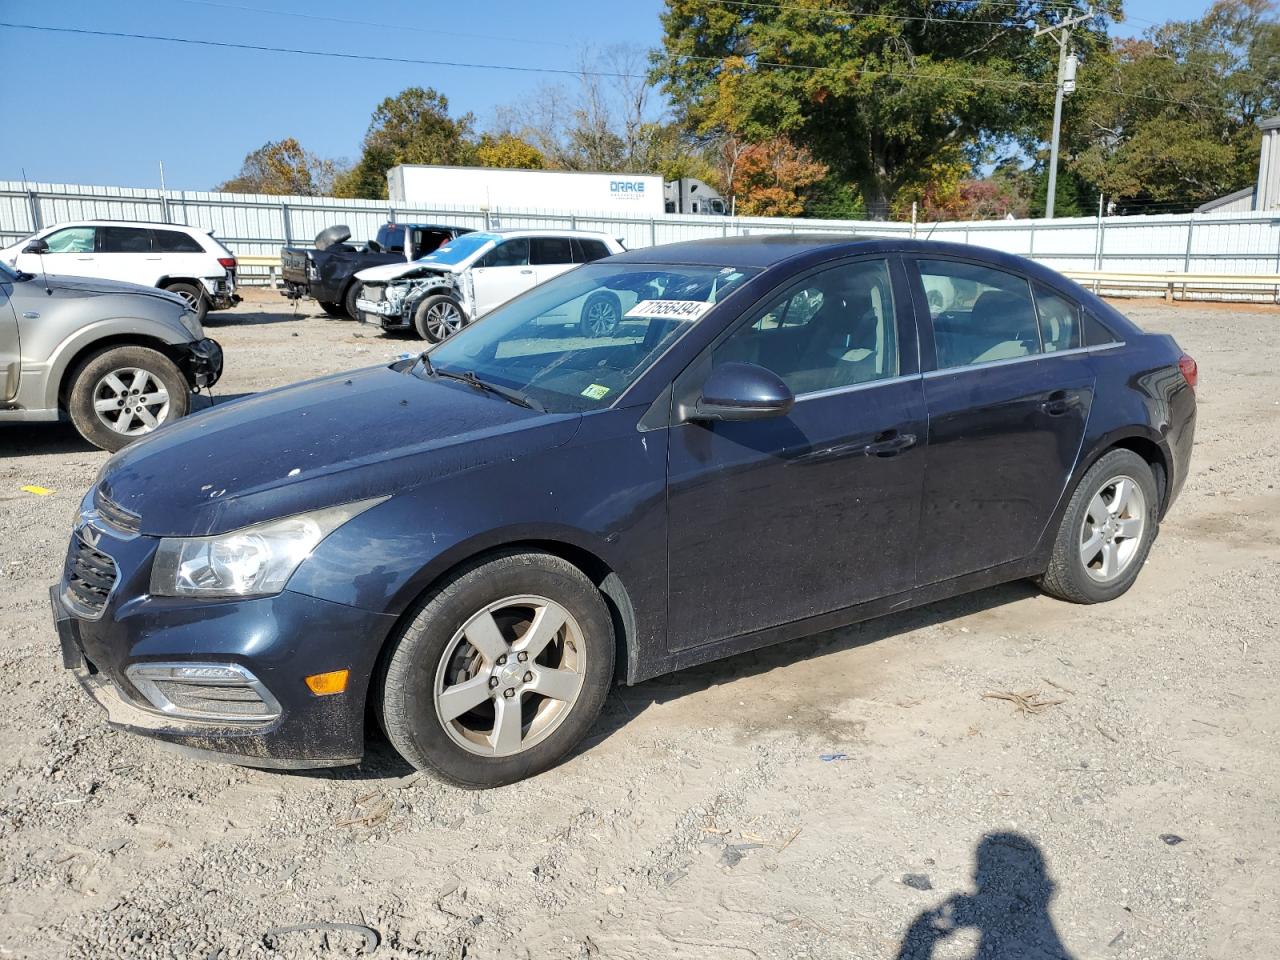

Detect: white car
[355,230,624,342]
[2,220,239,322]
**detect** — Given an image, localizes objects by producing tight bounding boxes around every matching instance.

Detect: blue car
[52,236,1197,787]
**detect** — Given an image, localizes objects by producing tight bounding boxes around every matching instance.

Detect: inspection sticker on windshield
[624,299,713,321]
[581,384,611,400]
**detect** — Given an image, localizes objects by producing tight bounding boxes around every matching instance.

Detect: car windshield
[0,260,17,281]
[417,233,498,266]
[422,262,758,412]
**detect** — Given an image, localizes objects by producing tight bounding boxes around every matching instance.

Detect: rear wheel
[343,282,364,321]
[413,295,467,343]
[1039,449,1158,603]
[378,551,614,788]
[67,345,190,452]
[579,291,622,337]
[318,301,346,318]
[164,281,208,323]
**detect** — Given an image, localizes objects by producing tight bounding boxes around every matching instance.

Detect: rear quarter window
[1084,312,1120,346]
[152,230,204,254]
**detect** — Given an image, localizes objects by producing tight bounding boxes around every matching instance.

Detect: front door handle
[520,269,534,275]
[863,431,917,457]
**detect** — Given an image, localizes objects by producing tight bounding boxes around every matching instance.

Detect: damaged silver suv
[0,254,222,451]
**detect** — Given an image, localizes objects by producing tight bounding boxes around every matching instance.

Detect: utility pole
[1037,6,1093,219]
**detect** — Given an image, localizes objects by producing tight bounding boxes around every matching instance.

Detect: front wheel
[413,295,467,343]
[343,282,364,321]
[579,291,622,337]
[66,345,191,452]
[1039,449,1159,603]
[378,551,615,788]
[318,300,346,318]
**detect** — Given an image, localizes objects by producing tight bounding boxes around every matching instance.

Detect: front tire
[579,291,622,337]
[1039,449,1159,603]
[343,282,364,321]
[378,551,615,788]
[67,345,190,452]
[318,300,346,318]
[413,294,467,343]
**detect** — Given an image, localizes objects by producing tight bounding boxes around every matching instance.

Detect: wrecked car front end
[357,268,473,331]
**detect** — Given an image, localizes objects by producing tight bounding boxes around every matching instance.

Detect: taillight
[218,257,237,270]
[1178,353,1197,392]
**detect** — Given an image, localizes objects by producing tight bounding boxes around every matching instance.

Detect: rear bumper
[175,337,223,390]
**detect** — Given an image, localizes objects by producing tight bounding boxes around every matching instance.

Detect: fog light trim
[125,662,282,723]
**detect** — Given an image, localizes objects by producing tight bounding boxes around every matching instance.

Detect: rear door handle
[863,431,917,456]
[1040,390,1075,416]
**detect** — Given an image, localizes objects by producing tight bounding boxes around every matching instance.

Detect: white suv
[2,221,240,321]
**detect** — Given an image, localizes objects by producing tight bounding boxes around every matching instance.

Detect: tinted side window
[152,229,204,253]
[413,230,451,255]
[530,237,573,265]
[1084,312,1119,346]
[1033,284,1082,352]
[917,260,1041,368]
[479,238,530,268]
[573,238,611,263]
[42,226,96,253]
[101,227,153,253]
[715,259,898,395]
[377,226,405,252]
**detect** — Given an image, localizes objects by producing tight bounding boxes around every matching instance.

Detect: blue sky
[0,0,1220,191]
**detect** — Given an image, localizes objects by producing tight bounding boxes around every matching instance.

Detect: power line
[0,20,1213,110]
[0,21,636,79]
[172,0,573,49]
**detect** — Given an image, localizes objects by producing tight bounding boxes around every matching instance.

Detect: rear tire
[579,291,623,337]
[67,345,190,452]
[164,281,208,324]
[318,301,346,318]
[378,550,614,788]
[1039,449,1158,603]
[343,282,364,321]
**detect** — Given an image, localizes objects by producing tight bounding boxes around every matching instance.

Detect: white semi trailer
[387,165,665,215]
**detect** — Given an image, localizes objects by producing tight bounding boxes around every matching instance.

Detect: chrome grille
[94,487,141,535]
[150,681,271,717]
[65,535,118,618]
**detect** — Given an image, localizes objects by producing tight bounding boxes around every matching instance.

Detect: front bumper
[175,337,223,390]
[51,521,398,768]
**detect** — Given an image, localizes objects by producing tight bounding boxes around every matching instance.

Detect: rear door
[14,225,101,279]
[530,236,577,284]
[97,226,157,286]
[471,238,534,316]
[908,257,1095,584]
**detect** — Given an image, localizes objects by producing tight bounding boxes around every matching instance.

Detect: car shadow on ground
[893,831,1076,959]
[203,305,306,326]
[0,421,99,457]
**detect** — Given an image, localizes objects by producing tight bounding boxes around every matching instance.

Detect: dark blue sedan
[52,236,1197,787]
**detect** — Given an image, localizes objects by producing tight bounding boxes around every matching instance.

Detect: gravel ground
[1,290,1277,959]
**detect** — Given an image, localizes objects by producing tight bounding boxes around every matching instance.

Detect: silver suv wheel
[1079,474,1147,583]
[93,367,172,436]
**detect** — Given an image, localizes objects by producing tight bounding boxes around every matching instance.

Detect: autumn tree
[1070,0,1280,211]
[654,0,1117,218]
[216,138,342,196]
[730,137,828,216]
[334,87,477,198]
[475,133,547,169]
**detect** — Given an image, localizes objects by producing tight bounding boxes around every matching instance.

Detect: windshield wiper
[434,367,544,412]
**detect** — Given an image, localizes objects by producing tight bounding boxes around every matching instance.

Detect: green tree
[1070,0,1280,210]
[653,0,1116,219]
[335,87,477,199]
[216,138,342,196]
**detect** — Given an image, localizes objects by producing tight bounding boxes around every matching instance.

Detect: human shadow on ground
[895,831,1075,960]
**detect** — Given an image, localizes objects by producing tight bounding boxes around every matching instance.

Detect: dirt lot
[1,289,1277,959]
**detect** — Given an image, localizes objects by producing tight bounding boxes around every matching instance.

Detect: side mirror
[23,238,49,255]
[690,362,795,422]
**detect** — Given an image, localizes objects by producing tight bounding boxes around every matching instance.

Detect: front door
[14,225,101,280]
[0,273,20,402]
[666,257,926,651]
[471,237,536,316]
[909,258,1095,584]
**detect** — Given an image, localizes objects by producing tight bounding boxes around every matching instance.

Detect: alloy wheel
[433,595,587,758]
[1079,475,1146,583]
[92,367,171,436]
[426,302,464,340]
[583,298,620,337]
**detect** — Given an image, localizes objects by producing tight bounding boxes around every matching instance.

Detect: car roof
[489,229,618,241]
[49,220,212,234]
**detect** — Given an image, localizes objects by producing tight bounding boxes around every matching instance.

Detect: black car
[53,235,1196,788]
[280,222,473,319]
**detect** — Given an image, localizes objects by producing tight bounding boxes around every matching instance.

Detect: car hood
[98,363,580,537]
[36,273,189,305]
[356,260,461,284]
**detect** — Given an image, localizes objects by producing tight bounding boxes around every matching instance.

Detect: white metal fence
[4,179,1280,296]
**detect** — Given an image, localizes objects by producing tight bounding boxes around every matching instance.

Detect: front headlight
[149,498,386,598]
